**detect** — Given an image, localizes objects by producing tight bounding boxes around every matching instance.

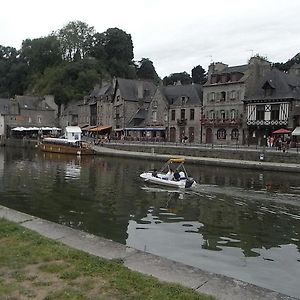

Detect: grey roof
[16,96,54,111]
[245,68,300,101]
[127,108,148,127]
[62,102,79,116]
[160,84,202,106]
[220,64,249,74]
[116,78,156,102]
[89,84,113,98]
[290,63,300,69]
[0,98,10,114]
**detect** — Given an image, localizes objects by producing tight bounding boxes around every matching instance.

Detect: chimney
[137,80,144,99]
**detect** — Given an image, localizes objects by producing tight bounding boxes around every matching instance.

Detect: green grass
[0,218,216,300]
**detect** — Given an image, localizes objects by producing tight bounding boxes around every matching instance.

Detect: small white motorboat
[140,157,196,189]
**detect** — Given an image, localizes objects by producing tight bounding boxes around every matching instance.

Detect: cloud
[1,0,299,78]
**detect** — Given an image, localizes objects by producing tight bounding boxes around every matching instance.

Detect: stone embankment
[0,205,295,300]
[93,142,300,173]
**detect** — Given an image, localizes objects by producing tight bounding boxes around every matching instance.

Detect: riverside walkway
[92,143,300,173]
[0,205,295,300]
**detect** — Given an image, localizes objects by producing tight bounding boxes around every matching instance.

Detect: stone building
[111,78,156,138]
[3,95,58,137]
[165,84,203,143]
[202,57,270,145]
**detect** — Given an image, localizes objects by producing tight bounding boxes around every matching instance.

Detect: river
[0,147,299,298]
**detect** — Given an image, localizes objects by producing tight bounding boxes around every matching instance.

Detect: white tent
[292,127,300,136]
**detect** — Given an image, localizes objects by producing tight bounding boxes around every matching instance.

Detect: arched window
[209,110,215,119]
[217,128,226,140]
[231,128,239,140]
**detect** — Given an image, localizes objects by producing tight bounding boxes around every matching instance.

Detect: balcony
[201,118,242,126]
[177,118,187,126]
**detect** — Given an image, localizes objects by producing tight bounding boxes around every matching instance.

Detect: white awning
[292,127,300,136]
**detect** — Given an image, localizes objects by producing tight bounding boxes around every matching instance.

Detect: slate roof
[216,64,249,74]
[160,84,202,106]
[245,68,300,101]
[116,78,156,102]
[62,102,79,116]
[17,96,54,111]
[127,108,148,127]
[89,84,113,98]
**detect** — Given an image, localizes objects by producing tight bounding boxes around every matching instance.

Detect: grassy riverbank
[0,219,215,300]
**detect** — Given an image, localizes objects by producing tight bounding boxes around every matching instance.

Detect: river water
[0,147,300,298]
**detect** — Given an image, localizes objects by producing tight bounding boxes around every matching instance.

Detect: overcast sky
[1,0,299,78]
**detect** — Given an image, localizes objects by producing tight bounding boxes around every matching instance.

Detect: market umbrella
[272,128,291,134]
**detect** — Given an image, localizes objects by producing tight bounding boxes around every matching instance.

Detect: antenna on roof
[207,55,213,63]
[247,49,254,57]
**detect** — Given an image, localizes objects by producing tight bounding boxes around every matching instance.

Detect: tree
[56,20,95,61]
[0,45,29,97]
[137,58,160,84]
[191,65,206,84]
[28,58,107,105]
[102,28,134,63]
[20,36,62,74]
[163,72,192,86]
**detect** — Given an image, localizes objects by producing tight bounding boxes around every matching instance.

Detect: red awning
[272,128,291,134]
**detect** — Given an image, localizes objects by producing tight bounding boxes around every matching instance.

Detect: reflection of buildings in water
[65,163,81,180]
[0,151,4,176]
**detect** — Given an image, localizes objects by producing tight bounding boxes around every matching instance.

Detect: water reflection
[0,147,300,297]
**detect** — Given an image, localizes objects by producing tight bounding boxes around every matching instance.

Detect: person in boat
[174,169,180,181]
[179,171,186,179]
[166,169,174,180]
[152,169,158,177]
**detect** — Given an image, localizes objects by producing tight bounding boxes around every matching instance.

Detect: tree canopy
[163,72,192,86]
[191,65,206,84]
[136,58,160,84]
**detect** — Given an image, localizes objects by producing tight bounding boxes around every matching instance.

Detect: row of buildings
[1,56,300,145]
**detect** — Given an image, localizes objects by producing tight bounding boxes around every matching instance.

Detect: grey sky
[1,0,299,78]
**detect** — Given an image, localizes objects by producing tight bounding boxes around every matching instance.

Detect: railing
[201,118,242,126]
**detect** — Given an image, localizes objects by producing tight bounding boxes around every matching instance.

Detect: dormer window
[152,100,158,108]
[263,81,275,97]
[181,96,188,105]
[265,87,273,97]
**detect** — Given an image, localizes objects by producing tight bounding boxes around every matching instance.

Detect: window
[230,90,236,100]
[164,113,168,122]
[220,91,226,101]
[230,109,236,119]
[180,109,185,120]
[116,95,120,101]
[256,105,265,121]
[190,109,195,120]
[231,128,239,140]
[209,110,215,119]
[152,100,158,108]
[220,110,226,120]
[28,117,32,123]
[37,116,42,123]
[171,110,176,121]
[211,92,215,101]
[152,111,157,122]
[217,128,226,140]
[271,104,280,120]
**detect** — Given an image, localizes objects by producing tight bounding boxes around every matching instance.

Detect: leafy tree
[20,36,62,74]
[28,58,107,105]
[163,72,192,86]
[137,58,160,84]
[102,28,134,63]
[56,20,95,61]
[191,65,206,84]
[0,45,29,97]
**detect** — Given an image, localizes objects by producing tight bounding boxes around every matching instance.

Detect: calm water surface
[0,147,300,298]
